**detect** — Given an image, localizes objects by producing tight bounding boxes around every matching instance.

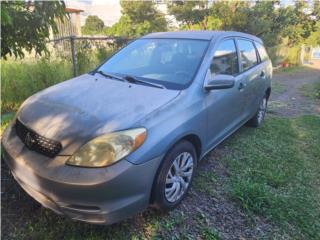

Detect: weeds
[1,48,115,113]
[1,59,73,113]
[224,115,320,239]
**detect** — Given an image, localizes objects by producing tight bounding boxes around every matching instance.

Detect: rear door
[236,38,261,117]
[254,41,273,98]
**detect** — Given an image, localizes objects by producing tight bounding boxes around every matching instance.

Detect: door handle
[238,82,246,90]
[260,71,266,79]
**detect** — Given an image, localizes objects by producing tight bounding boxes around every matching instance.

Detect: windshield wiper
[95,70,165,89]
[95,70,126,82]
[124,75,166,89]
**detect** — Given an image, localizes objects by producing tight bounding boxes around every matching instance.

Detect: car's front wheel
[152,140,197,211]
[247,94,268,127]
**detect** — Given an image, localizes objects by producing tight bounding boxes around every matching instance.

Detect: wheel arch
[266,87,271,100]
[149,133,202,204]
[179,134,202,160]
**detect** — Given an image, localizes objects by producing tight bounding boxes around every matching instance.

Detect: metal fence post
[70,36,77,77]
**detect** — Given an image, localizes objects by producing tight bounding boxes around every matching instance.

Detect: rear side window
[255,42,269,62]
[210,39,239,76]
[237,39,258,71]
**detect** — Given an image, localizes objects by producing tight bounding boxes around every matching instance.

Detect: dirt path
[269,62,320,117]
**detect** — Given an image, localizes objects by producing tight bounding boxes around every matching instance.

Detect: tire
[152,140,197,211]
[247,94,268,127]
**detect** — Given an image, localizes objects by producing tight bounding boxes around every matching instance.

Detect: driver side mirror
[204,72,235,91]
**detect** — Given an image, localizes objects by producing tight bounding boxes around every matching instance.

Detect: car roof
[142,31,263,43]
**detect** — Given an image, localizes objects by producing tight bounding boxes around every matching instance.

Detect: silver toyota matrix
[2,31,272,224]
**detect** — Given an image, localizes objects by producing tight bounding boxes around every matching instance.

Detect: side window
[210,39,239,76]
[237,39,258,71]
[255,42,269,62]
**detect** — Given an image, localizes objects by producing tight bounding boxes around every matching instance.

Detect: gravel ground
[1,63,320,239]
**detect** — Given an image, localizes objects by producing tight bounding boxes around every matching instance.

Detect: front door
[205,38,247,149]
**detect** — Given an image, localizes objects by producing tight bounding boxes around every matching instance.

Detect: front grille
[15,119,62,158]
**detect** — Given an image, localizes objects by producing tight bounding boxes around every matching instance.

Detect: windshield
[98,38,209,90]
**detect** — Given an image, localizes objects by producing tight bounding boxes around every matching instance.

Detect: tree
[281,1,319,46]
[1,1,66,59]
[167,1,319,48]
[82,15,104,35]
[107,1,167,38]
[167,1,209,28]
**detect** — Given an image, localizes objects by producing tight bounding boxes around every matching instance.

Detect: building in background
[53,7,84,38]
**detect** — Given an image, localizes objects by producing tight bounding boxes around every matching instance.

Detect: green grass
[299,78,320,100]
[1,59,73,113]
[193,171,218,196]
[271,81,287,94]
[223,115,320,239]
[1,48,114,114]
[201,228,220,240]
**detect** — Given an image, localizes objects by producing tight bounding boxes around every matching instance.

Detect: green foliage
[75,41,115,75]
[210,1,318,48]
[96,47,114,63]
[75,40,95,74]
[282,1,319,47]
[1,1,66,59]
[209,1,250,31]
[304,22,320,47]
[81,15,104,35]
[1,44,116,113]
[1,59,73,113]
[107,1,167,38]
[224,115,320,239]
[167,0,320,66]
[167,1,209,27]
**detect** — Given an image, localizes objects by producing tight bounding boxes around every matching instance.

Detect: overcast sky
[65,0,122,26]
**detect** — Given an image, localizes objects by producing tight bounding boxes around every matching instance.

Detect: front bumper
[2,124,162,224]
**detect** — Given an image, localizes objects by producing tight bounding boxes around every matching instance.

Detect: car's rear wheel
[152,140,197,211]
[247,94,268,127]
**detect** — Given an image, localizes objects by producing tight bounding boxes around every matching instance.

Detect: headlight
[66,128,147,168]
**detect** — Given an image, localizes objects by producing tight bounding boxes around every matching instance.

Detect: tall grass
[1,59,73,113]
[1,47,114,113]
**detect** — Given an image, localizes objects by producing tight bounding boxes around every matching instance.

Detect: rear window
[255,42,269,62]
[237,39,258,71]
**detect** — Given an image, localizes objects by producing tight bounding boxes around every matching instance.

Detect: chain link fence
[48,36,131,77]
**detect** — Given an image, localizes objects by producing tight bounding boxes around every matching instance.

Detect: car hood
[17,74,180,155]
